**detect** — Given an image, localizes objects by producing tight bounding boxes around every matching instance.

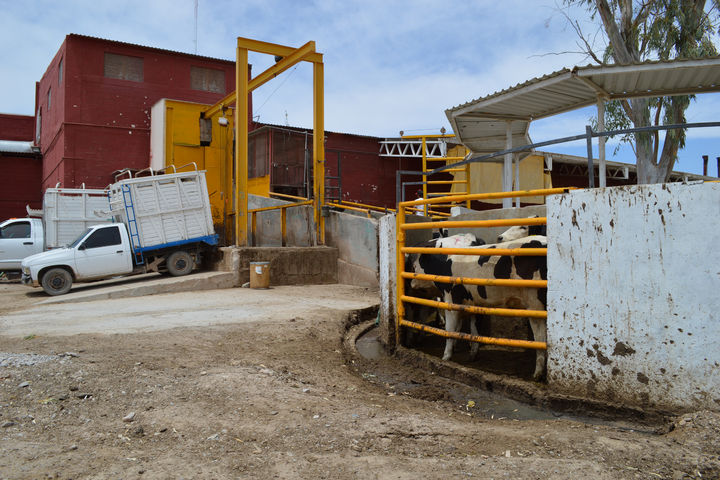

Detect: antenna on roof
[194,0,198,54]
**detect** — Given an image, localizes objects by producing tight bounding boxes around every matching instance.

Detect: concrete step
[216,246,339,286]
[39,271,234,305]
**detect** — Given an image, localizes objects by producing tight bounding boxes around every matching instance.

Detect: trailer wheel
[167,250,194,276]
[41,268,73,296]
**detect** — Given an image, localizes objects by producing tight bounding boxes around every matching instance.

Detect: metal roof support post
[585,125,595,188]
[514,153,520,208]
[597,98,606,188]
[503,121,513,208]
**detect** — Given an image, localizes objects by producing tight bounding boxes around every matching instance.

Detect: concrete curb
[38,271,235,305]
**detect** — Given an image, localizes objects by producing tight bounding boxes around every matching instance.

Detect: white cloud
[0,0,717,176]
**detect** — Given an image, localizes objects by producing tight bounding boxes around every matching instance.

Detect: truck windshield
[68,228,93,248]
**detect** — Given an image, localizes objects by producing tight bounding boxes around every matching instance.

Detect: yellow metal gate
[395,188,573,353]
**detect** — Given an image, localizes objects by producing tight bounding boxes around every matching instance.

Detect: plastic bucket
[249,261,270,289]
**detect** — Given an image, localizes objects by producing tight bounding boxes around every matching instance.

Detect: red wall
[0,113,42,219]
[0,156,42,220]
[0,114,34,141]
[36,34,244,190]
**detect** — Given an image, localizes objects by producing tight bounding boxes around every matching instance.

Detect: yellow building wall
[156,99,272,244]
[157,100,231,228]
[249,175,270,196]
[449,148,552,204]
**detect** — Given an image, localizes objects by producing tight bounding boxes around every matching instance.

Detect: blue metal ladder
[121,184,144,265]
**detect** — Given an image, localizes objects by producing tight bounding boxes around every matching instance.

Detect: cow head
[497,216,547,242]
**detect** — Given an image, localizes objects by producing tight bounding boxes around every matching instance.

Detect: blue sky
[0,0,718,176]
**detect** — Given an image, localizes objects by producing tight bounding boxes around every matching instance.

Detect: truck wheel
[167,251,194,276]
[41,268,73,296]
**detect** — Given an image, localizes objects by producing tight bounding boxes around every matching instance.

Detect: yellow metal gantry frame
[203,37,325,246]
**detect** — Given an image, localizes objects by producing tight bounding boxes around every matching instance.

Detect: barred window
[190,66,225,93]
[104,53,144,82]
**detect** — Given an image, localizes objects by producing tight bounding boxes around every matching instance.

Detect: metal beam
[597,98,606,188]
[313,60,325,244]
[236,37,323,63]
[203,41,318,119]
[235,45,249,246]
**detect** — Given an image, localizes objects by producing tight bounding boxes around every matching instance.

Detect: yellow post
[281,208,287,247]
[465,162,471,208]
[251,211,257,246]
[235,44,249,246]
[313,60,325,244]
[395,207,407,345]
[421,136,427,216]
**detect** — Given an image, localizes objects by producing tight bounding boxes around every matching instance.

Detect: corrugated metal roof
[447,57,720,155]
[0,140,38,155]
[251,122,382,140]
[68,34,235,64]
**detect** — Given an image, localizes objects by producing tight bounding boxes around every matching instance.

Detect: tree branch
[595,0,636,63]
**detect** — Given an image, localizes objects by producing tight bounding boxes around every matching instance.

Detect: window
[190,66,225,93]
[104,53,144,82]
[58,58,63,84]
[47,87,51,111]
[0,221,31,239]
[83,226,121,249]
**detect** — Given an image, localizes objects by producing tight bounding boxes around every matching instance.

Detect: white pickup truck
[0,186,110,271]
[21,168,218,295]
[0,218,44,271]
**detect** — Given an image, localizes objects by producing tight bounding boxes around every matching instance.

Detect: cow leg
[468,316,479,360]
[442,310,462,361]
[528,317,547,381]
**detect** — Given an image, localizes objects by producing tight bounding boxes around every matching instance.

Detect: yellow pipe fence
[396,187,576,352]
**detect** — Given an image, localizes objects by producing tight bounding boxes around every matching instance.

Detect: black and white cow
[403,233,485,339]
[406,234,548,381]
[496,216,546,243]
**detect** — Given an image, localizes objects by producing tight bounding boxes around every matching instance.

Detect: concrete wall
[212,246,338,286]
[378,214,397,347]
[547,182,720,412]
[248,194,315,247]
[249,195,380,287]
[325,210,379,287]
[444,205,547,244]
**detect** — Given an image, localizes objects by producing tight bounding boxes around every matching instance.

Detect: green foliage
[564,0,719,181]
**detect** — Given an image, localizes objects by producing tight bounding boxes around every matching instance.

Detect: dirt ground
[1,282,719,479]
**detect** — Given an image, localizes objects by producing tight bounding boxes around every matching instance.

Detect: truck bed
[108,170,216,252]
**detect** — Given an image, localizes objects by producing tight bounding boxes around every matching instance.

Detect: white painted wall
[149,99,166,171]
[378,214,397,346]
[547,182,720,412]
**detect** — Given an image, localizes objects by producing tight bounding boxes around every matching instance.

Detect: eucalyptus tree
[565,0,719,183]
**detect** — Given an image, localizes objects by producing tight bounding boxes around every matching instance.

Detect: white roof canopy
[446,57,720,155]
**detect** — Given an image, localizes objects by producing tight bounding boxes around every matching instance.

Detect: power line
[254,66,299,115]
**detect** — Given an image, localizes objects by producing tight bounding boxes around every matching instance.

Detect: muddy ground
[0,282,719,479]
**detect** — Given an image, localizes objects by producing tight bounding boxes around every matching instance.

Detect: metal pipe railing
[395,188,566,353]
[249,200,314,247]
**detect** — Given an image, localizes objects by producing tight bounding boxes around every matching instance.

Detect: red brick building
[3,34,425,217]
[35,34,242,190]
[0,113,42,219]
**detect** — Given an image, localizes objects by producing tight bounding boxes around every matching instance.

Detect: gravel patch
[0,353,58,368]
